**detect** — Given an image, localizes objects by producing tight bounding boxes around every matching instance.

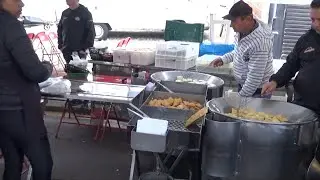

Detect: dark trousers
[0,110,53,180]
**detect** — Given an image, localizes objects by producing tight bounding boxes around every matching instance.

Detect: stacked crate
[155,20,204,70]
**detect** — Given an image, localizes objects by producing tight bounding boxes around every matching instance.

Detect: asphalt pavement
[0,112,133,180]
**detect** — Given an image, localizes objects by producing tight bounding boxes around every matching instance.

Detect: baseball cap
[223,1,253,21]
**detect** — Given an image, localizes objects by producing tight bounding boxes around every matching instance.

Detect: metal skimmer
[237,95,250,117]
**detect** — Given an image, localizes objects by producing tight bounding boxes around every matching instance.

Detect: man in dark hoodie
[58,0,95,65]
[262,0,320,115]
[262,1,320,175]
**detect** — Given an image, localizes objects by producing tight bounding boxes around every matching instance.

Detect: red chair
[34,32,65,74]
[27,33,35,42]
[116,37,131,48]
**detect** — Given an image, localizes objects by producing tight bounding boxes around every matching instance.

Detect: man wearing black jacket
[262,0,320,115]
[58,0,95,64]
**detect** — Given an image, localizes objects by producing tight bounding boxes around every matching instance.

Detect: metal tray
[128,105,203,134]
[65,80,146,104]
[150,71,224,89]
[144,91,206,108]
[156,80,208,96]
[128,106,203,150]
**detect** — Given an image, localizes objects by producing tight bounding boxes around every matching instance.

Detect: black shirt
[270,29,320,114]
[57,4,96,51]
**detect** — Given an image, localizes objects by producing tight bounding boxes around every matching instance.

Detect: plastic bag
[69,51,88,69]
[41,78,71,95]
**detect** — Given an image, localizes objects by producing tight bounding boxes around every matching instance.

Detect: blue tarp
[199,43,235,56]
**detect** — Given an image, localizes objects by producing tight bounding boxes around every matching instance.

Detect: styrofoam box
[155,55,197,70]
[130,48,155,65]
[113,48,131,64]
[156,41,200,58]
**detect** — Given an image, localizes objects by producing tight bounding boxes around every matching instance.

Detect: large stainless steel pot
[204,96,319,180]
[150,71,224,99]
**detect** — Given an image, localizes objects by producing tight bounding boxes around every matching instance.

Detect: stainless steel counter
[42,79,146,104]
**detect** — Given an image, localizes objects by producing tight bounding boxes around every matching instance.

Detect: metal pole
[225,21,231,43]
[129,150,136,180]
[209,13,215,43]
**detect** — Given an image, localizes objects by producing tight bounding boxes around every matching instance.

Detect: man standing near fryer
[210,1,274,98]
[262,0,320,116]
[261,1,320,179]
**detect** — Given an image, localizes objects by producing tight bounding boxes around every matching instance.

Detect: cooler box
[130,48,155,65]
[113,48,131,64]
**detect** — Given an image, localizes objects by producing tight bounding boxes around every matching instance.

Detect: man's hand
[209,57,224,67]
[261,81,277,95]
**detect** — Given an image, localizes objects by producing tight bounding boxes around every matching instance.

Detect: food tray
[128,106,202,134]
[144,91,206,109]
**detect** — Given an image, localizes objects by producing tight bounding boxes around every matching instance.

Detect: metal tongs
[127,107,149,118]
[157,81,174,93]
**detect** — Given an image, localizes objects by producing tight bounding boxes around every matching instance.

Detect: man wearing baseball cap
[210,0,274,98]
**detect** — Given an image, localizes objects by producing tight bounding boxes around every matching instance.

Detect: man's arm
[269,40,301,88]
[57,14,63,50]
[239,39,272,97]
[82,11,96,50]
[5,20,51,83]
[221,50,235,64]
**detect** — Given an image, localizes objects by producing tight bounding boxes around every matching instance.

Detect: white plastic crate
[155,55,197,70]
[113,48,131,64]
[156,41,200,59]
[130,48,155,65]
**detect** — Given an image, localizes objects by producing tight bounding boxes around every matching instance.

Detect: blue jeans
[238,84,272,99]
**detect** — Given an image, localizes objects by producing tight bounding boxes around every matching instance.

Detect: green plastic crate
[65,72,89,80]
[164,20,204,43]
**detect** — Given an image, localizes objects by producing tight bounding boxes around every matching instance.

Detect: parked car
[20,16,57,35]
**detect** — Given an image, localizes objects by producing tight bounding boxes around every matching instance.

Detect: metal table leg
[129,150,141,180]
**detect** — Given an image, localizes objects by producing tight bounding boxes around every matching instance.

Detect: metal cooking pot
[204,96,319,180]
[150,71,224,100]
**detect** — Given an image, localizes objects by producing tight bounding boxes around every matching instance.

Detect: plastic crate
[155,55,197,70]
[164,20,204,43]
[65,73,89,80]
[156,41,200,59]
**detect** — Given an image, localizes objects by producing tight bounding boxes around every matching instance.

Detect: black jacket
[57,4,96,51]
[0,11,52,110]
[270,29,320,114]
